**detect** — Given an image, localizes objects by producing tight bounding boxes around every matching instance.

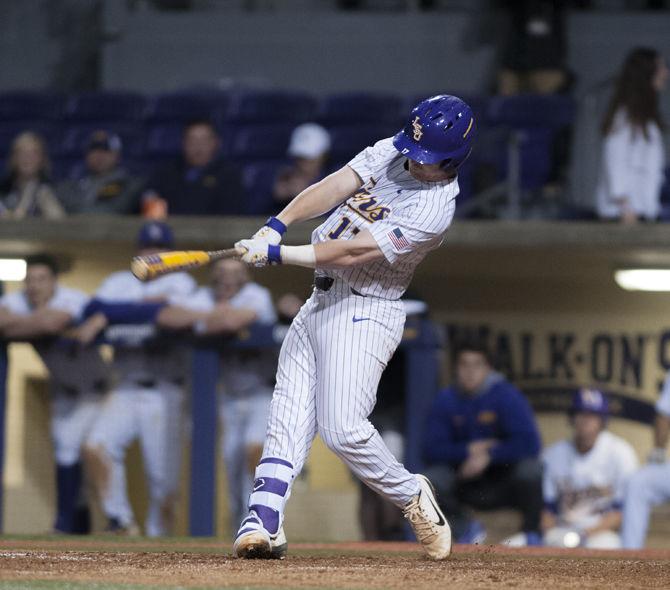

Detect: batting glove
[235,239,282,267]
[252,216,287,245]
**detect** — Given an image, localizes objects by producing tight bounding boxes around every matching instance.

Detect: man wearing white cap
[273,123,331,205]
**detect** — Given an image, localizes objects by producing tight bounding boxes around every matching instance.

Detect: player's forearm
[202,308,257,334]
[276,167,361,226]
[653,414,670,449]
[1,309,72,338]
[156,306,209,330]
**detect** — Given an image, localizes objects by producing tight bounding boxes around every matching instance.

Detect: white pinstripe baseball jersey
[312,137,459,299]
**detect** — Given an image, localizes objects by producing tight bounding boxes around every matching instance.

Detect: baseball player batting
[232,95,476,561]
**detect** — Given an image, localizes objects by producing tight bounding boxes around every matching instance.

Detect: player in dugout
[421,340,543,545]
[537,388,638,549]
[0,254,110,534]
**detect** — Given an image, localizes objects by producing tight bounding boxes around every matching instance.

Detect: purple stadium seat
[145,91,229,122]
[487,94,575,129]
[229,125,293,160]
[327,124,397,164]
[145,122,185,157]
[0,91,65,121]
[241,160,289,215]
[225,91,317,124]
[59,123,145,157]
[319,93,403,125]
[484,94,576,191]
[65,91,146,121]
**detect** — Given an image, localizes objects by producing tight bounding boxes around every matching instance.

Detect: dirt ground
[0,538,669,590]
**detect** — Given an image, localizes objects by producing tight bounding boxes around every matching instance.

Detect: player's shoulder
[543,439,573,463]
[0,290,29,314]
[100,270,136,290]
[598,430,636,456]
[52,285,89,305]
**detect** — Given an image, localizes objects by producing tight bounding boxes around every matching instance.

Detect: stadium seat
[327,124,397,165]
[144,91,229,122]
[486,94,576,130]
[0,91,65,121]
[229,125,293,160]
[144,122,185,158]
[484,94,576,192]
[319,93,403,125]
[59,123,145,158]
[225,90,317,124]
[64,91,147,121]
[241,160,289,215]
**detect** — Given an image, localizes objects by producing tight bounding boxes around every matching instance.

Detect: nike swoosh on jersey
[352,316,371,323]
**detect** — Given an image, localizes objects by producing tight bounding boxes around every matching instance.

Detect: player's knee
[317,424,357,456]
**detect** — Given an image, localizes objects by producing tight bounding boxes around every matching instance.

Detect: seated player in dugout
[141,119,246,216]
[421,340,543,545]
[537,388,638,549]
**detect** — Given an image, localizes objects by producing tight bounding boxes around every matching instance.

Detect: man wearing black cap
[58,130,144,214]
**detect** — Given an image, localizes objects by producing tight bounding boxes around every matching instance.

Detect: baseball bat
[130,248,243,281]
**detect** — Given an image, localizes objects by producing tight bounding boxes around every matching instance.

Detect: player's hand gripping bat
[130,248,244,281]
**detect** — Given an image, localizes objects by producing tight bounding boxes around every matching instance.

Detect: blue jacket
[423,373,541,467]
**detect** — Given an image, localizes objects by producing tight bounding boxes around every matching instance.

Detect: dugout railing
[0,317,442,535]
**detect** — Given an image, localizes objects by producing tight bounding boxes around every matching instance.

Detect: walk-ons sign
[445,323,665,425]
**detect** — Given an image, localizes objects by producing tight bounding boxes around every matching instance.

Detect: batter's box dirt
[0,539,668,590]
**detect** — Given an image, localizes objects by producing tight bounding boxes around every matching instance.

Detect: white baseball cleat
[403,474,452,560]
[233,511,288,559]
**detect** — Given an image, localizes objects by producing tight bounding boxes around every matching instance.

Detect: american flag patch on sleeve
[388,227,410,252]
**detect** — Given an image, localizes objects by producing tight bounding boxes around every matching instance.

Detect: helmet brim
[392,130,448,165]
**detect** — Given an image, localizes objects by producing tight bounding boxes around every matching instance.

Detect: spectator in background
[0,132,65,219]
[142,119,246,216]
[535,389,637,549]
[496,0,569,96]
[422,340,543,545]
[596,47,668,223]
[57,130,144,215]
[272,123,331,206]
[622,372,670,549]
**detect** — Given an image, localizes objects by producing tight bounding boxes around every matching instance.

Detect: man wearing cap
[272,123,331,207]
[143,119,246,216]
[539,388,638,549]
[80,221,196,535]
[58,130,144,214]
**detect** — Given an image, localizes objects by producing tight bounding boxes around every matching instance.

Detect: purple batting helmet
[570,388,609,417]
[393,94,476,169]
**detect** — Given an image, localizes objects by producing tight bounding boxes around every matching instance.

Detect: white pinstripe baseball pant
[251,279,420,531]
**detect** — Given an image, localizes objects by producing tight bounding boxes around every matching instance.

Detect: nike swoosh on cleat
[352,316,371,323]
[425,492,446,526]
